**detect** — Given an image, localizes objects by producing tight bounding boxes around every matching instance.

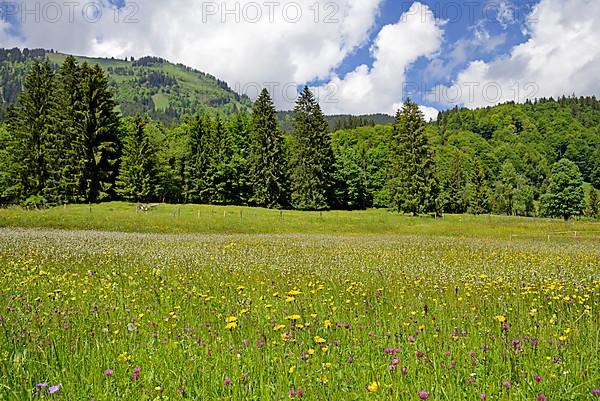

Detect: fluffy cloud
[2,0,382,109]
[432,0,600,108]
[314,2,444,116]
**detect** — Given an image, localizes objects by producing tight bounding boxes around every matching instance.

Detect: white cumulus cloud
[432,0,600,108]
[314,2,444,116]
[2,0,383,109]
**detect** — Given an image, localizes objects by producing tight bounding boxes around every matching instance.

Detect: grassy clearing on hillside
[0,229,598,400]
[0,203,599,240]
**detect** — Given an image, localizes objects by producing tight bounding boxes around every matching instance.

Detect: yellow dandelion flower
[323,319,331,329]
[314,336,326,344]
[366,381,380,393]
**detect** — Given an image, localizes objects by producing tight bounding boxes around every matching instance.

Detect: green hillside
[0,48,253,124]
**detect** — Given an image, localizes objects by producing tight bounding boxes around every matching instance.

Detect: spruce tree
[5,60,57,205]
[201,116,228,204]
[540,158,585,220]
[52,56,86,203]
[77,63,120,202]
[224,112,252,205]
[387,99,438,215]
[184,114,212,203]
[116,115,157,201]
[249,88,289,208]
[468,157,489,214]
[290,86,334,210]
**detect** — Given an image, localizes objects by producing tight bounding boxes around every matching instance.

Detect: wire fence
[510,231,600,242]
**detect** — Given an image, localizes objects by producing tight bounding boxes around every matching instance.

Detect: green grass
[0,202,598,240]
[0,205,598,400]
[151,93,169,111]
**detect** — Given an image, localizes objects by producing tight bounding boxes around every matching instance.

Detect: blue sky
[1,0,598,117]
[311,0,542,115]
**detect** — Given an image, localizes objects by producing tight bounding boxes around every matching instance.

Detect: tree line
[0,56,598,219]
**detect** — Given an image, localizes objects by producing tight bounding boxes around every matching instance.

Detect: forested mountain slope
[0,48,252,124]
[332,97,599,212]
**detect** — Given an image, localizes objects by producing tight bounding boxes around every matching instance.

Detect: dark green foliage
[387,99,438,215]
[183,114,212,203]
[116,115,157,201]
[438,149,469,214]
[199,116,229,204]
[203,114,251,205]
[290,87,335,211]
[249,89,289,208]
[331,125,391,208]
[78,64,121,202]
[0,49,598,220]
[468,158,490,214]
[4,60,56,205]
[0,125,11,203]
[540,159,585,220]
[492,161,534,216]
[183,113,251,205]
[588,187,599,219]
[51,56,87,204]
[276,111,394,133]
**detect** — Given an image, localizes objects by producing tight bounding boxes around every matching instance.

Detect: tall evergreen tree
[224,112,252,205]
[77,63,120,202]
[5,60,57,205]
[116,115,157,201]
[183,114,212,203]
[201,116,230,204]
[52,56,86,203]
[249,88,289,208]
[387,99,438,215]
[468,157,490,214]
[540,158,585,220]
[290,86,334,210]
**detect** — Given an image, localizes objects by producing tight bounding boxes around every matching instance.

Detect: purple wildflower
[534,375,542,382]
[103,369,113,377]
[536,394,547,401]
[48,384,61,395]
[224,377,232,386]
[418,390,430,399]
[132,366,140,382]
[592,388,600,397]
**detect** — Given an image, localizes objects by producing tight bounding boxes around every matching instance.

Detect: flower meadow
[0,228,598,400]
